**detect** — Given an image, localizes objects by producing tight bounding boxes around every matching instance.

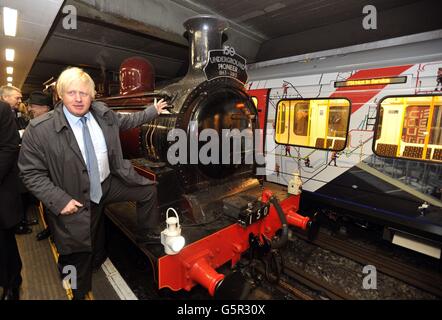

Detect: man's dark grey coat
[18,101,157,254]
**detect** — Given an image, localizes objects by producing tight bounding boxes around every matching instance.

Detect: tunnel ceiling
[7,0,441,96]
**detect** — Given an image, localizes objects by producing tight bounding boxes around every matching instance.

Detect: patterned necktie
[80,117,102,203]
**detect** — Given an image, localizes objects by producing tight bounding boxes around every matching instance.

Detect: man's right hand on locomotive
[154,98,169,114]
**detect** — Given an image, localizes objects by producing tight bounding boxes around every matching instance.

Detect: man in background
[0,100,23,300]
[0,85,27,130]
[26,91,54,241]
[1,85,33,234]
[28,91,52,119]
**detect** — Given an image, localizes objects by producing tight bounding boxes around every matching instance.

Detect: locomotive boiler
[105,15,256,203]
[101,15,312,298]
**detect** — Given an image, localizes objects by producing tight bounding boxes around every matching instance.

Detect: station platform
[9,205,136,300]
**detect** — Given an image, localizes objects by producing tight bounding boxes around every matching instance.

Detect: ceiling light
[5,48,15,61]
[3,7,18,37]
[6,66,13,74]
[7,76,13,82]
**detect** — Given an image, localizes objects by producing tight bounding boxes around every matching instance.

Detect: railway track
[277,278,314,300]
[253,263,353,300]
[292,229,442,298]
[282,265,353,300]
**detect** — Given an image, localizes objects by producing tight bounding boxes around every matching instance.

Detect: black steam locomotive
[101,15,310,298]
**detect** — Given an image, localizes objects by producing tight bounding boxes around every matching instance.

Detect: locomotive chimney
[183,15,228,75]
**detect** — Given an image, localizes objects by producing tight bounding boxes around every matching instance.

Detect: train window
[374,95,442,162]
[275,98,351,150]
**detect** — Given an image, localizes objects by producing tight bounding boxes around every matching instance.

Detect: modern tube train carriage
[101,15,313,299]
[247,38,442,261]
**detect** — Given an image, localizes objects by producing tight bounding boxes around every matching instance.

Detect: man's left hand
[154,98,169,114]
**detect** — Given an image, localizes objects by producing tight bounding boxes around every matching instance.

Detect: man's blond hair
[56,67,96,99]
[0,85,21,99]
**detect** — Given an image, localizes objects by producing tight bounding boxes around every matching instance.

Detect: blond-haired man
[18,67,168,299]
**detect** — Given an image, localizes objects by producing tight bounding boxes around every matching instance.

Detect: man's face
[62,80,92,117]
[3,90,22,109]
[29,104,49,118]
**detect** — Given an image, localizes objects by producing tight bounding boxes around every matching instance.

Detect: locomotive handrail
[101,90,172,101]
